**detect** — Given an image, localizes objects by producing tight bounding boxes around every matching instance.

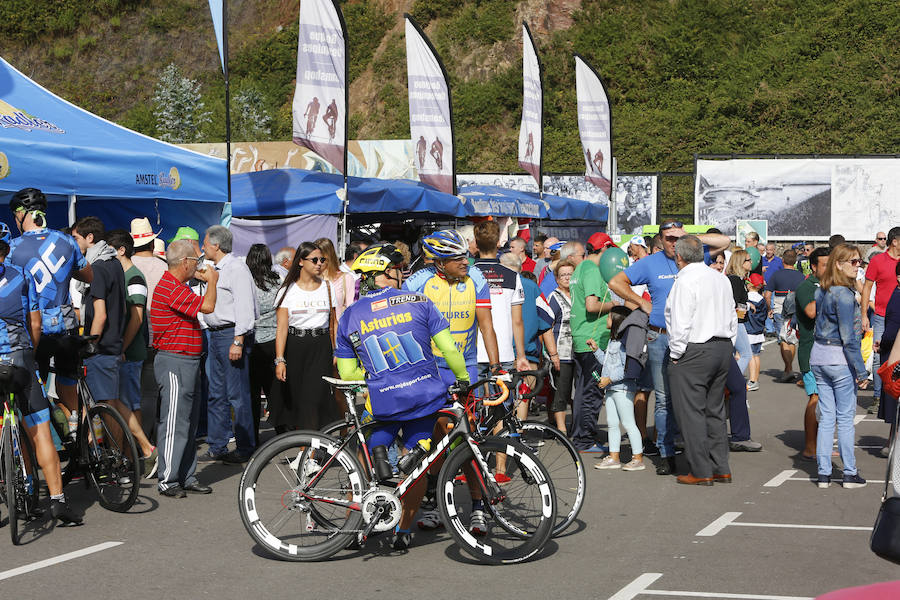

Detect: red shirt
[150,271,204,356]
[522,256,537,273]
[864,251,899,316]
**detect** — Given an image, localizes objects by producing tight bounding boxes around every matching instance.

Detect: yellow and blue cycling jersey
[403,265,490,383]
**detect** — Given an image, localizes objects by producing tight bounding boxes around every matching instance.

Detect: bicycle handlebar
[507,366,551,400]
[458,375,510,407]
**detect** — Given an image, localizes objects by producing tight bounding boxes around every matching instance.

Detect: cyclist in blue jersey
[7,188,92,416]
[402,229,501,533]
[335,244,470,550]
[0,223,82,525]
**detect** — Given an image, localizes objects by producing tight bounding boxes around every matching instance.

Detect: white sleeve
[512,274,525,305]
[665,278,695,360]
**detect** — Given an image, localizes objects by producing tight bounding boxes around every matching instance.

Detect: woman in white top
[547,259,576,434]
[315,237,356,317]
[270,242,337,432]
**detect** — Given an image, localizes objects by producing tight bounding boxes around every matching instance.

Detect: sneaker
[117,475,132,486]
[578,443,607,454]
[642,441,660,456]
[469,509,488,536]
[868,400,880,415]
[775,372,795,383]
[880,446,890,458]
[391,531,412,550]
[729,439,763,452]
[595,456,622,470]
[198,450,226,463]
[842,473,867,489]
[746,380,759,391]
[221,450,250,464]
[622,459,645,471]
[420,494,437,511]
[656,457,676,476]
[817,474,830,489]
[144,447,159,479]
[50,499,83,527]
[416,509,444,531]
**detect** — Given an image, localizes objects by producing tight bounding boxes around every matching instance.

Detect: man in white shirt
[338,241,366,280]
[665,235,737,486]
[273,246,295,279]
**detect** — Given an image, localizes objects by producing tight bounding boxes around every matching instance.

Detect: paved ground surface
[2,344,898,599]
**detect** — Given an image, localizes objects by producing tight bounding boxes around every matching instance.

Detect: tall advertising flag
[405,15,455,194]
[518,23,543,189]
[292,0,348,175]
[575,54,612,197]
[207,0,226,74]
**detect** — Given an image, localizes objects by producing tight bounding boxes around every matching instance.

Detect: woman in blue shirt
[811,244,869,489]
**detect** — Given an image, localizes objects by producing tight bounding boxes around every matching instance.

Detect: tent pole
[609,156,617,233]
[340,177,348,258]
[223,0,232,206]
[68,194,77,226]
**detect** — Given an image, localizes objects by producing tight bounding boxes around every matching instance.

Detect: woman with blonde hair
[811,243,869,489]
[725,249,753,374]
[315,237,356,317]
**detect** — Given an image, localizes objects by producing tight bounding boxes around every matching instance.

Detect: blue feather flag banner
[208,0,225,74]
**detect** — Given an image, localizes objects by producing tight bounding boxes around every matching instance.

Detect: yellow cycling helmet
[351,243,404,274]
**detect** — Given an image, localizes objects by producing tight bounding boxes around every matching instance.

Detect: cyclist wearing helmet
[335,243,469,549]
[7,188,92,416]
[0,224,82,525]
[403,229,500,384]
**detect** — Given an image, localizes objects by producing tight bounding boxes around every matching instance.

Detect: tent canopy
[0,56,226,234]
[457,185,548,219]
[231,168,468,219]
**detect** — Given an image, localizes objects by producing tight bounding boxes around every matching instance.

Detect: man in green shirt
[569,232,616,452]
[795,247,829,460]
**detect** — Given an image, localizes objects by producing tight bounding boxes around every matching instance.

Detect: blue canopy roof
[544,192,608,221]
[457,185,548,219]
[231,168,468,218]
[0,56,226,233]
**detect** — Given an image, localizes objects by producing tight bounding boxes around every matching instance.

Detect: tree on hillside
[233,88,272,142]
[152,63,211,143]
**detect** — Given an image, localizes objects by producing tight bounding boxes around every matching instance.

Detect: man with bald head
[509,237,536,273]
[608,220,730,475]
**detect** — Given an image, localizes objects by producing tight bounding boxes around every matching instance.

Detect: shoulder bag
[871,382,900,564]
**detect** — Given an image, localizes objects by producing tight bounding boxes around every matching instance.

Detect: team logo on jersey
[359,311,413,334]
[0,100,65,134]
[363,331,425,373]
[389,294,425,306]
[371,299,388,312]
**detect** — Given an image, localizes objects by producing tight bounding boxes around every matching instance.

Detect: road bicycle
[49,336,139,512]
[238,375,557,564]
[0,366,41,545]
[477,366,586,536]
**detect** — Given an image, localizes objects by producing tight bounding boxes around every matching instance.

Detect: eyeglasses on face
[877,237,887,241]
[844,258,861,266]
[743,258,751,263]
[184,256,201,262]
[660,221,684,231]
[304,257,327,264]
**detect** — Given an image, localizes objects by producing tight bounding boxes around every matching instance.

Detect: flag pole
[223,0,232,205]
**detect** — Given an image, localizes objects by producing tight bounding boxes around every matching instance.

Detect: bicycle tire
[3,423,17,543]
[498,421,585,536]
[239,431,365,562]
[81,403,140,512]
[437,436,556,564]
[17,425,41,523]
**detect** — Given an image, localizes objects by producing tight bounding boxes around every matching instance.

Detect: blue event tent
[457,185,548,219]
[0,57,226,237]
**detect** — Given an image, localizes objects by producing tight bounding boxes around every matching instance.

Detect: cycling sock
[51,493,65,502]
[471,499,484,511]
[395,527,412,534]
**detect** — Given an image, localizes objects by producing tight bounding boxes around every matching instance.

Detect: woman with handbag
[810,243,869,489]
[270,242,338,432]
[315,237,356,317]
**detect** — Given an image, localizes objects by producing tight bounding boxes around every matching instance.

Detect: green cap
[167,226,199,244]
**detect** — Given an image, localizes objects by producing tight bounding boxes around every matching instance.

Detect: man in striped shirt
[150,240,218,498]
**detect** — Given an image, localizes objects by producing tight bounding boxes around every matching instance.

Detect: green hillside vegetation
[2,0,897,215]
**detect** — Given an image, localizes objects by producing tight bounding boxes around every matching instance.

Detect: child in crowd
[588,306,646,471]
[745,273,768,391]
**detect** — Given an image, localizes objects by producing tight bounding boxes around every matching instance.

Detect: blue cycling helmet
[0,222,10,244]
[421,229,468,259]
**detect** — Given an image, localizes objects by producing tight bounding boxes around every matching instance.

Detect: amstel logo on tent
[160,167,181,190]
[0,152,9,180]
[0,100,65,134]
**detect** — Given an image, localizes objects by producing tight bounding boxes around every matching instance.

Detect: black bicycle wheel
[81,404,139,512]
[239,431,365,562]
[2,424,18,543]
[437,436,556,565]
[498,421,585,536]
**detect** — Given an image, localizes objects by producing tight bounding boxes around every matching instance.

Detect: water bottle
[25,474,33,496]
[51,405,70,438]
[92,415,104,444]
[67,411,79,440]
[372,445,393,481]
[398,439,431,475]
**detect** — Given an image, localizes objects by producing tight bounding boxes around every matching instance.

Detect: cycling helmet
[421,230,467,260]
[352,243,404,294]
[0,222,10,244]
[10,187,47,214]
[352,243,404,274]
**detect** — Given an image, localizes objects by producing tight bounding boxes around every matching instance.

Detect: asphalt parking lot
[2,345,897,599]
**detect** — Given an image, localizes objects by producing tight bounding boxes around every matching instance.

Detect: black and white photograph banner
[696,157,900,239]
[614,175,657,235]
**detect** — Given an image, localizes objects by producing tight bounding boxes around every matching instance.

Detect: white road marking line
[610,573,814,600]
[0,542,122,581]
[609,573,663,600]
[853,414,867,424]
[763,469,797,487]
[696,512,741,536]
[786,476,885,484]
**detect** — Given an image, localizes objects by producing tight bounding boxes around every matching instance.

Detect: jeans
[872,313,885,401]
[205,328,255,457]
[734,323,752,375]
[605,382,642,455]
[813,364,858,477]
[647,331,676,457]
[572,351,605,450]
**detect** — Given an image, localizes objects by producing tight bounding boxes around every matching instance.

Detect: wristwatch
[274,357,287,366]
[232,340,243,347]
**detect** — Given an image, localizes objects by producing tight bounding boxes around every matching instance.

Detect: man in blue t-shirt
[0,223,82,526]
[608,220,730,474]
[335,244,470,550]
[765,249,807,382]
[7,188,92,416]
